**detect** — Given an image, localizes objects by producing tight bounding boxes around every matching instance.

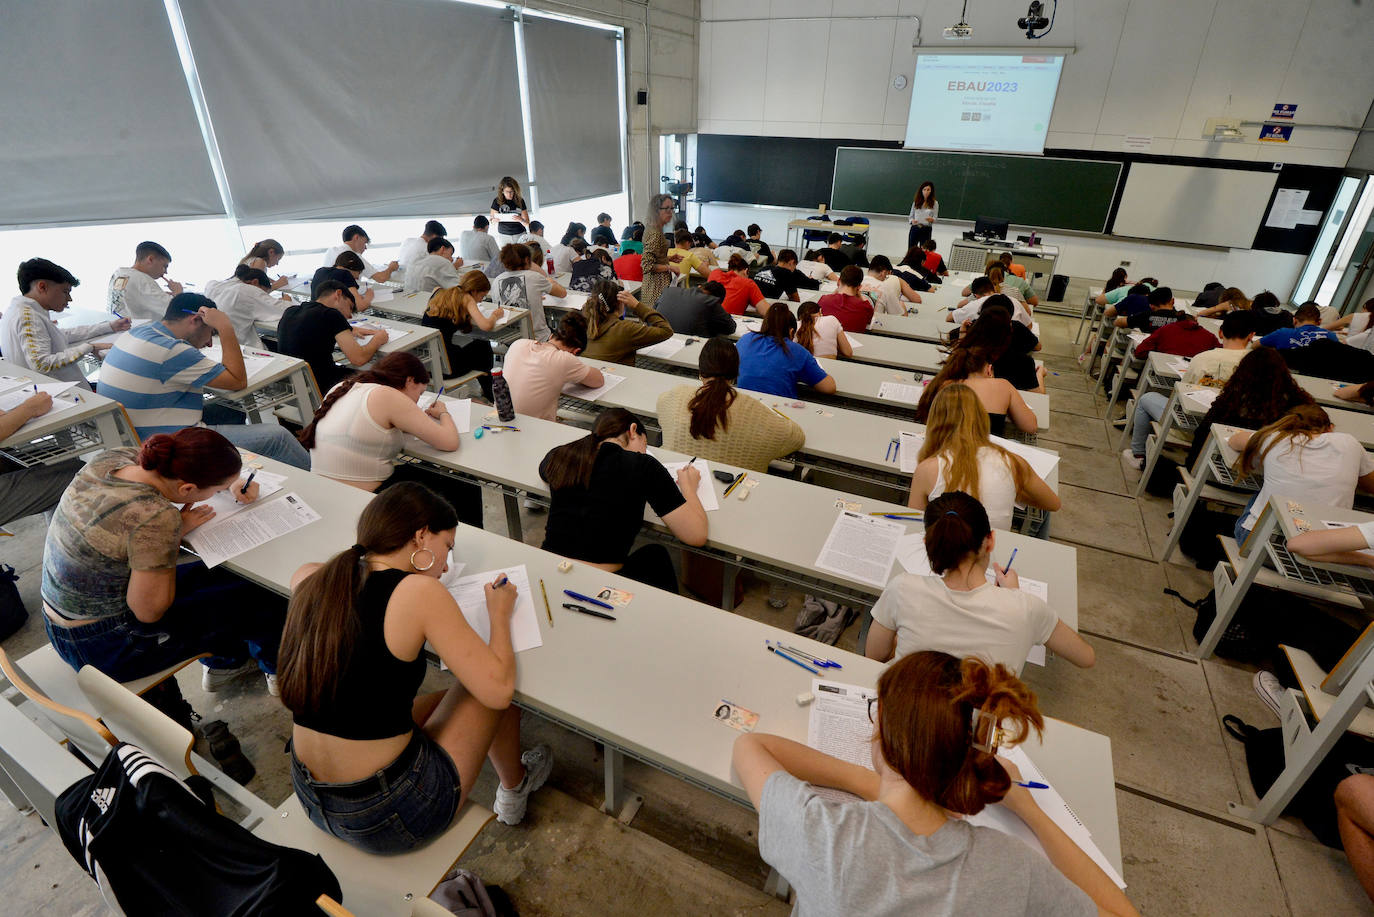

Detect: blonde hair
[1237,404,1332,476]
[426,271,490,327]
[918,384,1024,497]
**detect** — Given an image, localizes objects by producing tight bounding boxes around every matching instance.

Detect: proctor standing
[908,181,938,251]
[639,193,677,310]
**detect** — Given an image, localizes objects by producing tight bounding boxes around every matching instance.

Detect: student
[42,427,288,692]
[504,312,604,421]
[1095,275,1156,308]
[999,251,1026,279]
[921,239,948,276]
[1182,347,1313,472]
[1229,404,1374,544]
[1191,281,1226,311]
[519,220,547,248]
[744,224,773,262]
[539,407,707,594]
[640,193,677,309]
[1102,282,1153,321]
[239,239,290,290]
[907,387,1061,535]
[98,293,311,468]
[203,264,289,348]
[736,303,836,398]
[817,265,874,333]
[402,237,466,295]
[691,225,714,248]
[668,229,713,287]
[0,390,81,527]
[1251,291,1295,337]
[793,300,851,360]
[950,277,1033,328]
[459,216,502,265]
[1124,311,1254,469]
[953,299,1043,393]
[1335,775,1374,904]
[839,234,869,270]
[1288,520,1374,570]
[707,253,767,317]
[797,250,839,283]
[298,352,482,527]
[311,250,375,312]
[323,225,399,283]
[570,247,617,293]
[892,246,937,291]
[421,271,503,395]
[589,212,618,248]
[494,243,564,342]
[1258,302,1336,349]
[1114,286,1184,332]
[490,176,530,246]
[1132,309,1220,360]
[814,234,851,271]
[915,347,1036,437]
[989,262,1038,308]
[657,337,805,473]
[1324,296,1374,333]
[277,280,389,395]
[753,249,820,302]
[867,492,1086,673]
[1099,268,1129,300]
[620,223,646,255]
[732,650,1135,917]
[580,279,673,365]
[1196,286,1250,318]
[907,181,938,249]
[613,247,645,282]
[3,258,128,386]
[656,280,735,337]
[551,227,585,274]
[108,241,182,320]
[861,255,921,316]
[397,220,448,270]
[281,483,551,849]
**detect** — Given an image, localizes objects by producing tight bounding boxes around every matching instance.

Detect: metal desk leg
[763,869,792,900]
[721,561,739,610]
[1161,436,1216,563]
[287,367,319,422]
[600,747,642,823]
[1198,507,1275,658]
[92,407,134,450]
[423,341,446,390]
[502,491,524,542]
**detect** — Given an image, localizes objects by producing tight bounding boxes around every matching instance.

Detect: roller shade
[0,0,223,226]
[178,0,527,220]
[523,17,623,206]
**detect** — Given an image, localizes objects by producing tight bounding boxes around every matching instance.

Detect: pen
[239,469,257,495]
[688,456,697,466]
[1015,781,1049,789]
[494,574,508,587]
[722,472,746,498]
[775,641,841,669]
[481,424,521,432]
[768,644,821,675]
[539,578,553,628]
[1003,547,1018,575]
[881,514,918,521]
[562,602,616,621]
[563,588,614,610]
[870,511,920,517]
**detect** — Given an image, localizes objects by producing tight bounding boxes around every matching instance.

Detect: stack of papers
[877,381,923,403]
[638,338,688,360]
[813,511,905,588]
[184,492,322,568]
[563,372,625,401]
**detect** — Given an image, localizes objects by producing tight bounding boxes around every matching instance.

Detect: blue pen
[1015,781,1049,789]
[768,644,821,675]
[773,641,841,669]
[882,514,917,521]
[494,574,509,587]
[1003,547,1018,575]
[563,589,614,610]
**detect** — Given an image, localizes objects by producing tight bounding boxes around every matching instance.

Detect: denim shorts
[291,730,461,854]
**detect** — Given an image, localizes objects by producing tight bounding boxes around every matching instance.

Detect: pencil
[722,472,746,498]
[539,578,554,628]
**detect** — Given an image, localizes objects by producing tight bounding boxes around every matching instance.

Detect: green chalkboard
[831,148,1122,234]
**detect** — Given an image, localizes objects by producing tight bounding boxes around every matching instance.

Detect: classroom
[5,1,1374,914]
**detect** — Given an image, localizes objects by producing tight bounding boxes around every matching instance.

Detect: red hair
[137,427,242,487]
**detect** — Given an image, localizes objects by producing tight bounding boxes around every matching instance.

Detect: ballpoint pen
[1015,781,1049,789]
[563,589,614,610]
[1003,548,1018,574]
[562,603,616,621]
[768,644,821,675]
[722,472,746,498]
[239,469,258,495]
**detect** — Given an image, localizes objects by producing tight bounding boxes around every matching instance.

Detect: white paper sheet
[1182,388,1219,411]
[368,287,394,304]
[355,325,410,345]
[196,470,287,522]
[0,374,29,392]
[814,511,904,588]
[1166,358,1191,375]
[845,334,864,350]
[895,533,1049,599]
[563,372,625,401]
[638,338,688,360]
[897,430,925,473]
[185,492,322,568]
[650,456,720,513]
[877,381,922,403]
[445,398,472,434]
[0,381,78,400]
[0,391,80,432]
[443,564,543,653]
[807,679,878,769]
[202,344,278,380]
[990,434,1060,483]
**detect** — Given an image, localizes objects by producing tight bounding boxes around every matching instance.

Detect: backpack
[0,562,29,642]
[1168,587,1360,671]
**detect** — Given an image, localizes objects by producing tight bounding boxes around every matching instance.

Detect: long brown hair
[540,407,643,491]
[1237,404,1333,475]
[794,301,823,354]
[426,271,490,330]
[918,384,1024,500]
[582,279,624,339]
[876,650,1042,815]
[297,351,430,449]
[278,482,458,717]
[688,337,739,440]
[922,491,992,574]
[756,300,796,348]
[913,182,936,208]
[914,347,993,423]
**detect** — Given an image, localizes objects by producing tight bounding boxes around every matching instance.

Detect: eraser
[796,692,814,706]
[557,560,572,573]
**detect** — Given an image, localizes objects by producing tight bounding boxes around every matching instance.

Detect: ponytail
[1237,403,1332,475]
[426,270,490,331]
[688,337,739,440]
[540,407,642,491]
[297,351,430,449]
[757,300,796,348]
[794,302,821,354]
[137,427,241,487]
[922,491,992,574]
[551,311,590,351]
[582,279,623,339]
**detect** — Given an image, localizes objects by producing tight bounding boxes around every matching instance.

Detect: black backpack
[0,563,29,641]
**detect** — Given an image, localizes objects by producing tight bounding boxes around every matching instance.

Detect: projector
[943,22,973,40]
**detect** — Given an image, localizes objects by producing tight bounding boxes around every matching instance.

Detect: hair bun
[137,434,175,470]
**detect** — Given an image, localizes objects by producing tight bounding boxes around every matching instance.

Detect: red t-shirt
[818,292,874,333]
[613,253,643,282]
[1134,319,1220,359]
[923,251,945,274]
[707,269,765,316]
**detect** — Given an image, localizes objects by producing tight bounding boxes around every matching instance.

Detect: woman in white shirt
[239,239,289,290]
[865,490,1093,675]
[1229,404,1374,544]
[298,351,484,527]
[907,181,938,251]
[793,301,851,359]
[908,384,1060,533]
[205,265,290,348]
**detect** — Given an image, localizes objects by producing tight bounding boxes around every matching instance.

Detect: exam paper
[563,372,625,401]
[813,511,904,588]
[0,381,78,402]
[845,335,864,350]
[368,287,394,304]
[897,430,925,474]
[444,564,543,653]
[1182,388,1219,411]
[638,338,688,360]
[990,434,1060,482]
[196,470,287,522]
[895,533,1049,599]
[0,374,29,392]
[1166,357,1191,375]
[807,679,878,769]
[202,344,278,380]
[185,492,322,568]
[358,326,409,344]
[650,456,720,512]
[877,381,922,404]
[421,396,472,434]
[0,391,80,433]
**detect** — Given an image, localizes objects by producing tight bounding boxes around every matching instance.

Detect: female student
[281,483,552,852]
[907,181,938,250]
[1229,405,1374,544]
[866,492,1090,673]
[570,247,616,293]
[669,228,713,287]
[298,351,484,527]
[580,279,673,365]
[1183,347,1314,472]
[952,299,1044,392]
[1289,520,1374,569]
[1196,287,1250,318]
[915,347,1037,436]
[794,301,852,360]
[239,239,289,289]
[640,193,677,309]
[494,243,565,342]
[732,650,1134,917]
[422,271,503,397]
[908,385,1061,533]
[504,312,604,421]
[539,408,707,594]
[41,427,286,691]
[817,265,874,333]
[656,337,805,473]
[204,263,290,348]
[736,303,837,398]
[551,226,585,274]
[490,176,530,246]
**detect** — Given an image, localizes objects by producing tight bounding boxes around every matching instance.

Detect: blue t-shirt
[1115,293,1150,319]
[1259,325,1337,350]
[736,333,829,398]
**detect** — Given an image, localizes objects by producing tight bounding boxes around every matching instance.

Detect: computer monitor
[974,216,1010,241]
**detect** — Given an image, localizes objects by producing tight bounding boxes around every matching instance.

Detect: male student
[814,233,851,271]
[0,389,81,526]
[322,225,399,283]
[402,237,467,294]
[1259,302,1337,349]
[921,239,948,276]
[745,224,773,263]
[397,220,450,270]
[589,212,618,248]
[277,280,388,394]
[753,250,820,303]
[1115,287,1183,333]
[3,258,129,387]
[459,215,502,265]
[98,293,310,467]
[656,281,735,337]
[861,255,921,316]
[949,277,1032,328]
[839,235,869,270]
[108,241,182,320]
[519,220,547,247]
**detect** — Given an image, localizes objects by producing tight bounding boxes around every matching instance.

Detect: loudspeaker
[636,90,648,105]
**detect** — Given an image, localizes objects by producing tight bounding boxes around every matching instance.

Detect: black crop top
[292,568,427,741]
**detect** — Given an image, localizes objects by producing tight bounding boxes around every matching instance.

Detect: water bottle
[492,368,515,421]
[547,255,555,275]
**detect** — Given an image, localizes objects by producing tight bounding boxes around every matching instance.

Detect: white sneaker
[493,744,553,826]
[1254,671,1285,720]
[264,673,280,697]
[201,660,259,693]
[1121,449,1144,471]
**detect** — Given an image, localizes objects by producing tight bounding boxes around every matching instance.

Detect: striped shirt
[0,295,115,386]
[98,322,223,438]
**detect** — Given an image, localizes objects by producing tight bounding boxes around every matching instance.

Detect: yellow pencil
[539,578,554,628]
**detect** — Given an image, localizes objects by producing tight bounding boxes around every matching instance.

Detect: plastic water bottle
[547,255,555,274]
[492,368,515,421]
[767,582,789,609]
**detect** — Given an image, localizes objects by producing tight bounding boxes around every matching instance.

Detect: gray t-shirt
[759,772,1095,917]
[459,229,501,265]
[494,269,553,341]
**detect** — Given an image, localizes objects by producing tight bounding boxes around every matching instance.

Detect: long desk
[203,349,320,426]
[371,290,533,346]
[0,360,139,462]
[256,314,446,392]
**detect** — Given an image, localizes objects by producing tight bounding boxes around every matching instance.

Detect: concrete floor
[3,281,1373,915]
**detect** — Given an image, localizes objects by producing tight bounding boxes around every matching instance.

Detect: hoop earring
[409,548,436,572]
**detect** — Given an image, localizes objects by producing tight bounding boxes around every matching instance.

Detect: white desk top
[786,219,870,235]
[381,291,531,337]
[0,360,128,451]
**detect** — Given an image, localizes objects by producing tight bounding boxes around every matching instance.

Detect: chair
[0,645,117,765]
[800,215,833,248]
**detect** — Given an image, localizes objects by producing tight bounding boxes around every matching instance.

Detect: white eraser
[557,560,572,573]
[796,692,814,706]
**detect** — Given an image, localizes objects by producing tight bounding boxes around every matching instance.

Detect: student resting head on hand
[579,278,673,365]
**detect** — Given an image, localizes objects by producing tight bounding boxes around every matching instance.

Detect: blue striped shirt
[98,322,223,438]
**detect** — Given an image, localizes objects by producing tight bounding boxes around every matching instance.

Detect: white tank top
[930,447,1018,531]
[309,383,403,482]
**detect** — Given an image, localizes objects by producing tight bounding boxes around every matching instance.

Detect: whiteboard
[1112,163,1277,249]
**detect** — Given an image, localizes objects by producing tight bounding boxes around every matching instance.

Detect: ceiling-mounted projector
[943,22,973,39]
